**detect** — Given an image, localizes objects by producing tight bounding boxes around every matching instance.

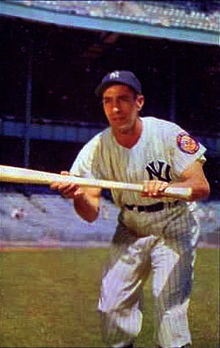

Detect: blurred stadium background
[0,0,219,248]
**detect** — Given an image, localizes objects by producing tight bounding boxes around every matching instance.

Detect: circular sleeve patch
[176,132,200,154]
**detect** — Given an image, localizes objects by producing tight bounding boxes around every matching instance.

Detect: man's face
[102,84,144,134]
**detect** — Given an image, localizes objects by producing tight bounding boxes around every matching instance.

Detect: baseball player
[51,71,210,348]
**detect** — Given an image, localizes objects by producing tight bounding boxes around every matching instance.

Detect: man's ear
[136,95,145,111]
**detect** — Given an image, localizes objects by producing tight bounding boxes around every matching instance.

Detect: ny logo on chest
[145,161,171,182]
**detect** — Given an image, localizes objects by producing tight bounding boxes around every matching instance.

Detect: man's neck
[113,118,143,149]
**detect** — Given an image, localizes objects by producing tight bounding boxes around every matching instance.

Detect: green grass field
[0,247,219,348]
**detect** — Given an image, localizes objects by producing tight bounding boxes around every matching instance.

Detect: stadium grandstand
[0,1,219,247]
[2,0,220,34]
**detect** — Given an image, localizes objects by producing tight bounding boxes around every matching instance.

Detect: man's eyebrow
[103,94,131,99]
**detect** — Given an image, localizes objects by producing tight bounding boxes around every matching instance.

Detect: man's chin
[117,124,134,134]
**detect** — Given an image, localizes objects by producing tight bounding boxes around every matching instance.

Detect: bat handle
[163,187,192,200]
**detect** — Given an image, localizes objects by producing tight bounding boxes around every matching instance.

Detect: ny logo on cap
[110,71,120,79]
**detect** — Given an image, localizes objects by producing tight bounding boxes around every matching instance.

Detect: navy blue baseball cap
[95,70,142,97]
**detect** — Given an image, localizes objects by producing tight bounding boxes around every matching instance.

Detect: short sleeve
[69,133,102,179]
[168,124,207,177]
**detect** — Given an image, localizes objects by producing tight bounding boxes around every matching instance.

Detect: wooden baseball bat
[0,165,192,200]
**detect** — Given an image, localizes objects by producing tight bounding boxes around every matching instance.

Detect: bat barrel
[0,165,61,185]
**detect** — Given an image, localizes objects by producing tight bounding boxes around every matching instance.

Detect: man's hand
[50,171,102,222]
[50,171,84,199]
[141,180,169,198]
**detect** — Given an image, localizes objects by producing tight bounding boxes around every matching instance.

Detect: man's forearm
[168,160,210,202]
[73,192,100,222]
[169,178,210,201]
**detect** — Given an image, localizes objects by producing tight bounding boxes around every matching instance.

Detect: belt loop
[167,200,179,209]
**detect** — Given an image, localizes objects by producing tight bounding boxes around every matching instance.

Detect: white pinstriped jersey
[70,117,206,207]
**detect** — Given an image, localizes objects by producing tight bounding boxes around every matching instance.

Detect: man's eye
[102,99,110,104]
[120,97,131,102]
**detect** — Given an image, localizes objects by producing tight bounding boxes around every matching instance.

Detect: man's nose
[112,106,120,113]
[112,102,120,113]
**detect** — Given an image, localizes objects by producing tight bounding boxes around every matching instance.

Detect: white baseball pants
[98,203,199,348]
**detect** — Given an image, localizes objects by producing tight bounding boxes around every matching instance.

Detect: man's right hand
[50,171,85,199]
[50,171,101,222]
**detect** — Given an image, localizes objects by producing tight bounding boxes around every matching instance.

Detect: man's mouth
[112,116,126,122]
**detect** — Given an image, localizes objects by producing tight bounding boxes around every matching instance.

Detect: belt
[124,201,179,213]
